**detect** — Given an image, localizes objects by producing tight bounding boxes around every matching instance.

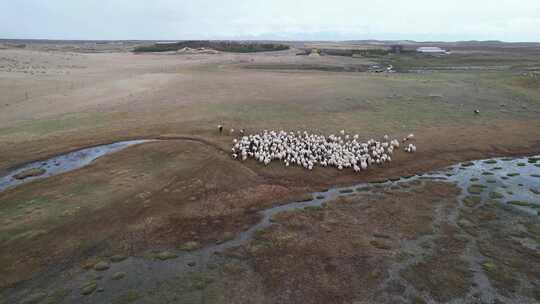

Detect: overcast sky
[2,0,539,41]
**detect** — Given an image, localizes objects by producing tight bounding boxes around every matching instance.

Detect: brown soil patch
[0,140,311,288]
[401,228,472,302]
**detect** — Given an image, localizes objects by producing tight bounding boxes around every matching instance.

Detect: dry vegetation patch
[241,182,460,303]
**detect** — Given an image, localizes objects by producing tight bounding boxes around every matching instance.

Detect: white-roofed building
[416,47,449,54]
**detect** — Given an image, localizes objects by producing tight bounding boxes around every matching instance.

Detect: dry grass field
[1,40,539,303]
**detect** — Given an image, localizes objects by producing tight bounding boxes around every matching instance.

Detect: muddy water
[0,140,154,192]
[4,155,540,304]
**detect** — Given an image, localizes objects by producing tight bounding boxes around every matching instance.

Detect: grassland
[0,41,540,303]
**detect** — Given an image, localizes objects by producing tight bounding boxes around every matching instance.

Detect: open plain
[1,40,540,303]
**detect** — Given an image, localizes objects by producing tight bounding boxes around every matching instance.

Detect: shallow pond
[0,140,154,192]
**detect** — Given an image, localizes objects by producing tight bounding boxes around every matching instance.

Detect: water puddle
[448,156,540,215]
[4,154,540,303]
[0,140,154,192]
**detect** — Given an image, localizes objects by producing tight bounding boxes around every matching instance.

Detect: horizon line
[2,38,540,44]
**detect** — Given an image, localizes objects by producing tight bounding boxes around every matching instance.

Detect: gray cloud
[2,0,539,41]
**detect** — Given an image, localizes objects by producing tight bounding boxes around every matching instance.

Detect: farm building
[416,47,449,54]
[390,45,403,54]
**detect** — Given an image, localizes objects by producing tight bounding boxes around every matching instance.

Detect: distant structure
[309,48,321,56]
[416,47,449,55]
[155,41,179,45]
[390,45,403,54]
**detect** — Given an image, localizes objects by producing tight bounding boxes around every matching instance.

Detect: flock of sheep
[227,128,416,172]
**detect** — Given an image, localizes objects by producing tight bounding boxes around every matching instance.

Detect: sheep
[230,130,415,174]
[405,144,417,153]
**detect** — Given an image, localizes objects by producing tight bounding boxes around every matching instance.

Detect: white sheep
[230,130,415,173]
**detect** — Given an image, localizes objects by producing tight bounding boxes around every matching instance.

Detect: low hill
[133,40,290,53]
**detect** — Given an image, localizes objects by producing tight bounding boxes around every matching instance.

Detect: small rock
[93,261,110,271]
[187,261,196,267]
